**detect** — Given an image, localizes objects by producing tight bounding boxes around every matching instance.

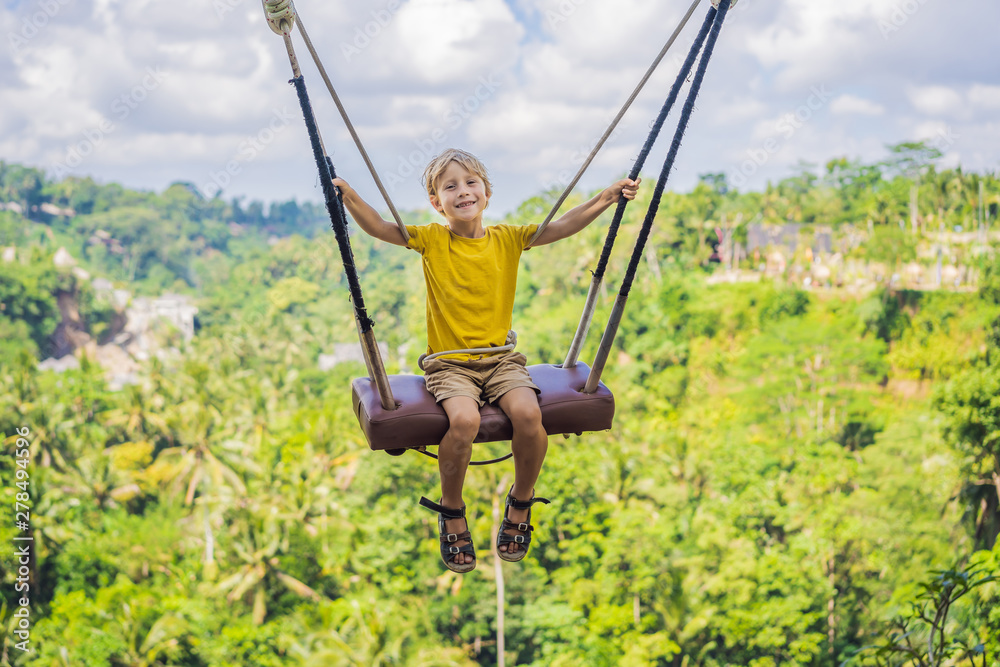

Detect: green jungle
[1,143,999,666]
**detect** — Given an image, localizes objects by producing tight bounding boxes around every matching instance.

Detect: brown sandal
[496,487,550,563]
[419,497,476,573]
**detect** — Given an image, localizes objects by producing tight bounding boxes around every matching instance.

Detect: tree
[42,175,103,216]
[935,366,1000,549]
[0,259,60,356]
[0,162,46,214]
[847,564,996,667]
[101,385,170,446]
[215,497,324,625]
[881,141,943,181]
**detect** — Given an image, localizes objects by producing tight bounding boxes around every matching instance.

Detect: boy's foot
[496,488,550,563]
[497,504,530,556]
[444,515,474,567]
[419,497,476,573]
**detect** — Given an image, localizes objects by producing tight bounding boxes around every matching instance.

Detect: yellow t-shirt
[405,222,539,361]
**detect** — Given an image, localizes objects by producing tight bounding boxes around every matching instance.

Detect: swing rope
[292,80,373,332]
[290,77,396,408]
[526,0,703,248]
[265,0,409,242]
[585,0,731,394]
[294,14,410,243]
[269,0,395,410]
[562,6,717,368]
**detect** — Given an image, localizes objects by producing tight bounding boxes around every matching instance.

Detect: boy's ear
[429,195,443,213]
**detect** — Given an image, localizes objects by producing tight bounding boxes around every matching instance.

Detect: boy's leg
[496,386,548,555]
[438,395,480,566]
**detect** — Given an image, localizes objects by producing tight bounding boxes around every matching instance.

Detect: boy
[334,149,638,573]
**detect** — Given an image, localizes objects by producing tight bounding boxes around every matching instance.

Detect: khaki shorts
[423,351,540,407]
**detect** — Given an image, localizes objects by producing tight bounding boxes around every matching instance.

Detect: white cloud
[830,94,885,116]
[1,0,999,212]
[706,96,770,125]
[745,1,885,90]
[384,0,522,85]
[907,85,964,117]
[969,84,1000,111]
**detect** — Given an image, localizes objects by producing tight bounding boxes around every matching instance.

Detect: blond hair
[422,148,492,200]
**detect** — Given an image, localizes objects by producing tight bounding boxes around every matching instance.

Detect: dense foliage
[0,148,998,666]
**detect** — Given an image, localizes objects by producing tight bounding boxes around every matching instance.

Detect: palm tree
[146,397,255,578]
[22,466,84,580]
[944,169,973,225]
[289,598,478,667]
[115,605,192,667]
[64,449,141,510]
[14,413,54,471]
[151,400,251,506]
[271,447,350,526]
[101,385,170,446]
[215,498,324,625]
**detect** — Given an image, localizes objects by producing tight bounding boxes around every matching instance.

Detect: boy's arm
[529,178,640,247]
[332,178,409,247]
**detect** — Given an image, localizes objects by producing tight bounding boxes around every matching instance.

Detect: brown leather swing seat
[351,362,614,452]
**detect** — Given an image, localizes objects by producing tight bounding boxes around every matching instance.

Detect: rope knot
[263,0,296,35]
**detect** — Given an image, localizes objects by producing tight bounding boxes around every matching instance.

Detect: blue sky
[2,0,998,216]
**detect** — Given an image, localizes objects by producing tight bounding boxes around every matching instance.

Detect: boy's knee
[449,411,481,440]
[509,402,543,431]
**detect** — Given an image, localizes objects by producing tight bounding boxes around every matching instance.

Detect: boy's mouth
[457,201,475,209]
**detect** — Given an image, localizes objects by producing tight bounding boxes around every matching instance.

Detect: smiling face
[429,161,491,228]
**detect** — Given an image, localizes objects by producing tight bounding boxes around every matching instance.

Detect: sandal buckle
[513,535,526,544]
[517,522,529,532]
[445,533,458,543]
[449,546,461,555]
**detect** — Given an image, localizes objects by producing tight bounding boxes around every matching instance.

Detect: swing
[262,0,735,462]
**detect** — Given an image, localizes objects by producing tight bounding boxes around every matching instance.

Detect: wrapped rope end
[263,0,296,35]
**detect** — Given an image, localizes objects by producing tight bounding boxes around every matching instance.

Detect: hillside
[0,149,998,666]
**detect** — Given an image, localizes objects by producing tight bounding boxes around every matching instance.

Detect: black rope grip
[291,75,375,332]
[593,9,717,283]
[620,3,729,298]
